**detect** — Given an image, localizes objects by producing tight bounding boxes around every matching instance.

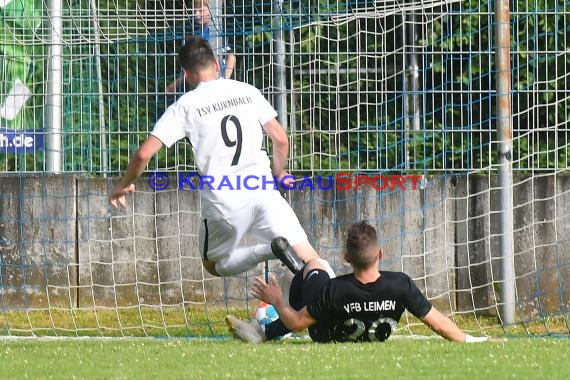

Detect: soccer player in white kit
[110,35,332,278]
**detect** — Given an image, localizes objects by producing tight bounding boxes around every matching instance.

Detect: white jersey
[151,79,279,219]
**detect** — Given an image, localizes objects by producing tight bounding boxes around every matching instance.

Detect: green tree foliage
[1,0,569,173]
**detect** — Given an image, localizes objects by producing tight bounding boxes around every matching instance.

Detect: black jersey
[305,271,432,342]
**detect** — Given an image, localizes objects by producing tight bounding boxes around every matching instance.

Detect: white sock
[215,244,273,276]
[315,258,336,278]
[252,243,274,260]
[465,334,489,343]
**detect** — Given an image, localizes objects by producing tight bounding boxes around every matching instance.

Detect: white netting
[0,0,568,337]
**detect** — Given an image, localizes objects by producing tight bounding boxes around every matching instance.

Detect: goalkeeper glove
[465,334,489,343]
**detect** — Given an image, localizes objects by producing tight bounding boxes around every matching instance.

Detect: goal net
[0,0,568,337]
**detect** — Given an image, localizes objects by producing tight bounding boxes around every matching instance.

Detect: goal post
[494,0,516,325]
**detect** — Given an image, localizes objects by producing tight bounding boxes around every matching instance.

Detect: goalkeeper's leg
[264,258,335,340]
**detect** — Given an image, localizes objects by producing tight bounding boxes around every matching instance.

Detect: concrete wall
[0,176,76,308]
[0,174,568,318]
[74,177,262,309]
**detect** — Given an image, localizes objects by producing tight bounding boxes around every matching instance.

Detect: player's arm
[262,118,290,182]
[420,307,465,342]
[110,135,163,208]
[421,307,488,343]
[166,75,184,93]
[251,275,316,332]
[224,53,236,79]
[404,273,487,343]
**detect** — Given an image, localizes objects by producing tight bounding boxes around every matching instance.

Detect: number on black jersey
[341,316,398,342]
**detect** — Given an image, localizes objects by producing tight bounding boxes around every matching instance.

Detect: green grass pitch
[1,308,569,378]
[1,338,569,379]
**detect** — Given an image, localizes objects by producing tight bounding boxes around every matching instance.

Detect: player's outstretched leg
[271,237,304,274]
[226,315,266,343]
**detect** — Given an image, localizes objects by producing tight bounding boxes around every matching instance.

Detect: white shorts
[198,190,307,262]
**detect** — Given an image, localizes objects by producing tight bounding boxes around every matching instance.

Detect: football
[253,302,292,340]
[254,302,279,327]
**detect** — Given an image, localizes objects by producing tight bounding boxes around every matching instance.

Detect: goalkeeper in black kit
[227,221,489,343]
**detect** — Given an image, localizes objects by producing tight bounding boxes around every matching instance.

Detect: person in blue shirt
[166,0,236,93]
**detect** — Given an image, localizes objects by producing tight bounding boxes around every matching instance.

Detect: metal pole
[271,0,288,283]
[272,0,288,130]
[45,0,63,173]
[402,14,409,170]
[402,13,420,170]
[90,0,108,175]
[91,0,108,176]
[407,16,420,134]
[495,0,516,325]
[289,28,296,133]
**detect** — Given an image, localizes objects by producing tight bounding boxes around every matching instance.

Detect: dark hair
[345,221,379,269]
[177,35,216,72]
